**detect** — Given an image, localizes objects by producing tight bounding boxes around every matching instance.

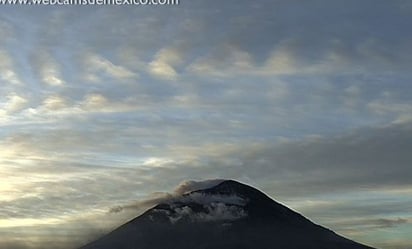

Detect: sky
[0,0,412,248]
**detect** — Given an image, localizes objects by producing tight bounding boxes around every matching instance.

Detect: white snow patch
[167,202,247,224]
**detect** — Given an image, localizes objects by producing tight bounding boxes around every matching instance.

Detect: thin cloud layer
[1,1,412,249]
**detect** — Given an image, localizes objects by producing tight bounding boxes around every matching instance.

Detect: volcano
[79,180,376,249]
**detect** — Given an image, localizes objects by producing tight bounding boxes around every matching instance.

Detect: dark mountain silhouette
[79,180,377,249]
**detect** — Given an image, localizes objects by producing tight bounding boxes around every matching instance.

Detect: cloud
[108,179,226,214]
[83,53,136,82]
[336,218,409,230]
[173,179,225,195]
[27,93,140,118]
[376,242,412,249]
[187,47,255,77]
[148,48,182,80]
[186,41,343,78]
[0,2,412,249]
[2,93,28,114]
[108,192,174,214]
[110,191,248,223]
[31,50,65,86]
[262,43,299,75]
[219,122,412,197]
[145,180,248,224]
[0,50,22,85]
[0,20,13,42]
[368,99,412,119]
[94,121,412,203]
[199,202,247,222]
[107,179,250,222]
[0,240,31,249]
[180,192,248,207]
[186,38,384,78]
[41,95,68,111]
[81,93,109,111]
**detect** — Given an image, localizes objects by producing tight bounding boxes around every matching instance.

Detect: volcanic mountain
[79,180,376,249]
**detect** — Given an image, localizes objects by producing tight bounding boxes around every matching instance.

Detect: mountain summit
[79,180,376,249]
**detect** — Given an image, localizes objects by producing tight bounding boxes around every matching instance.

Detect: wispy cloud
[1,1,412,249]
[0,50,22,86]
[31,50,65,86]
[83,53,137,82]
[149,48,182,80]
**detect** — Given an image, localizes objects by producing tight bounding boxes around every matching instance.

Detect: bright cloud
[83,53,136,82]
[0,50,22,85]
[148,48,182,80]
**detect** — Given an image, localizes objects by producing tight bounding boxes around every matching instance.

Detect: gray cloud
[0,50,22,86]
[30,49,65,87]
[336,218,409,230]
[108,179,226,214]
[106,121,412,199]
[375,243,412,249]
[222,121,412,197]
[173,179,225,195]
[108,192,174,215]
[290,199,412,222]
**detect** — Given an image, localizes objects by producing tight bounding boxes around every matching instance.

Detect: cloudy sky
[1,1,412,248]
